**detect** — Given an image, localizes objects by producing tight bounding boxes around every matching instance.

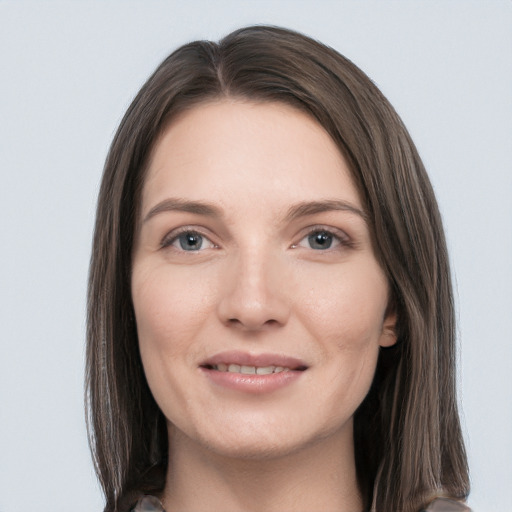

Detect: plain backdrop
[0,2,511,511]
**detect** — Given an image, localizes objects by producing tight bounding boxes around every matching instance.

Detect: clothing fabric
[423,497,472,511]
[130,494,472,512]
[131,495,165,511]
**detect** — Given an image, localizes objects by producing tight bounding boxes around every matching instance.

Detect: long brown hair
[86,25,469,512]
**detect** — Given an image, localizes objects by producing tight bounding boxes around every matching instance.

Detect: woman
[86,26,470,512]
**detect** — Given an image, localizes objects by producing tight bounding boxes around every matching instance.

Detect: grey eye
[177,232,204,251]
[163,229,216,252]
[307,231,334,250]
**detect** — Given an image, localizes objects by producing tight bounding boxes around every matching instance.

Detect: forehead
[141,99,361,216]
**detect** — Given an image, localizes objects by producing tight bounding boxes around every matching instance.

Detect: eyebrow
[143,198,223,223]
[143,197,367,224]
[284,199,368,223]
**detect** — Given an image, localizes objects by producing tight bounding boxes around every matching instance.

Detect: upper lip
[200,351,308,370]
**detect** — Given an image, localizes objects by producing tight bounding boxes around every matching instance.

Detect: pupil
[309,231,332,250]
[179,233,202,250]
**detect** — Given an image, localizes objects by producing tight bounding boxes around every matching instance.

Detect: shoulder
[422,498,472,512]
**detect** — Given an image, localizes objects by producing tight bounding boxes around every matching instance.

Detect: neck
[162,423,363,512]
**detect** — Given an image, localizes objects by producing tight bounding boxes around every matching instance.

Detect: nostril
[225,317,281,330]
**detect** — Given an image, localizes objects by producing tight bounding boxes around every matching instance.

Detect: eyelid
[292,225,352,249]
[160,226,218,250]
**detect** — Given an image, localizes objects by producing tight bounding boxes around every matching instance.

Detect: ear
[379,312,398,348]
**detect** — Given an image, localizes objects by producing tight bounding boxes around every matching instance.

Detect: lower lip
[200,368,305,394]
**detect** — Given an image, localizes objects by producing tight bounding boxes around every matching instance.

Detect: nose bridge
[217,242,289,329]
[240,243,271,295]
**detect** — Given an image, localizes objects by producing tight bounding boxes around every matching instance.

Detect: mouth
[201,363,308,375]
[199,351,308,393]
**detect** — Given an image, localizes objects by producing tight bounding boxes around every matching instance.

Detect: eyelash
[160,225,352,253]
[293,225,352,251]
[160,227,217,252]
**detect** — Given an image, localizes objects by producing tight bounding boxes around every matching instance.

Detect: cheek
[131,265,218,424]
[298,263,388,412]
[132,265,213,348]
[131,265,217,405]
[300,262,389,349]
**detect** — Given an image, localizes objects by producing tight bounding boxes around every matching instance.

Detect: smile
[206,363,305,374]
[200,352,308,393]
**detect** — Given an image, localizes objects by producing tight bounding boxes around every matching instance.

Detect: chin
[200,434,313,461]
[169,412,352,462]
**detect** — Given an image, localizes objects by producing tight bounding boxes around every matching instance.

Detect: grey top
[131,495,164,511]
[424,497,472,511]
[131,495,472,511]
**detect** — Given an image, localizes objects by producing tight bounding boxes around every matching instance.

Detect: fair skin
[131,100,397,512]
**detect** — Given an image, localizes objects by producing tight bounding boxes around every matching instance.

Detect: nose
[216,248,290,331]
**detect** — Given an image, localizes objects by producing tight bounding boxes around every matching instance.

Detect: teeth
[256,366,274,375]
[213,364,293,374]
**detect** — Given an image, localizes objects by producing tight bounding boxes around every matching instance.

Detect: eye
[163,230,216,252]
[296,228,348,251]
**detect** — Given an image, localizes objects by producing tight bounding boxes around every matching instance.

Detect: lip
[199,350,308,394]
[201,350,308,370]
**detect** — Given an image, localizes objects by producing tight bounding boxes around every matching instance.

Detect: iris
[308,231,333,250]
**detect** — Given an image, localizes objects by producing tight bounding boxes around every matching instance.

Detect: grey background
[1,1,511,511]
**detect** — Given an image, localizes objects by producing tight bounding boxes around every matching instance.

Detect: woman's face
[131,100,396,459]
